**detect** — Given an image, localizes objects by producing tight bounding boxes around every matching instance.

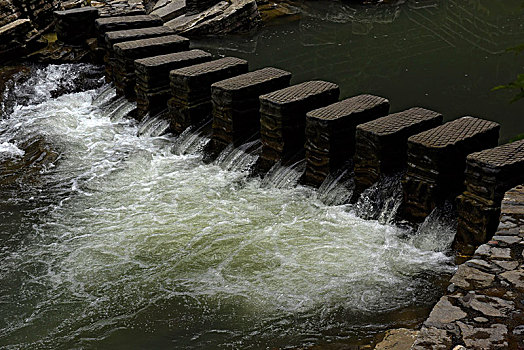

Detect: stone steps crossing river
[49,7,524,348]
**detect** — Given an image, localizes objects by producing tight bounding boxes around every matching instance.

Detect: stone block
[95,14,163,43]
[401,116,500,223]
[151,0,186,22]
[353,107,443,195]
[211,67,292,153]
[303,94,390,187]
[113,34,190,99]
[134,49,212,118]
[257,80,340,173]
[54,7,99,44]
[168,57,249,133]
[455,140,524,250]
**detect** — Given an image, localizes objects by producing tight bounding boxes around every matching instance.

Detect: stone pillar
[401,116,500,223]
[454,139,524,253]
[211,67,292,154]
[113,35,190,100]
[134,49,212,119]
[168,57,249,134]
[303,94,390,188]
[54,7,99,45]
[353,107,443,196]
[104,26,174,82]
[95,15,163,44]
[257,80,340,173]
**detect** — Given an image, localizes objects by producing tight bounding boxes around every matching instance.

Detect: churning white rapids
[0,65,456,349]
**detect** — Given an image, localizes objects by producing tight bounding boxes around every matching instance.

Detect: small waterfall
[137,110,171,137]
[261,159,306,189]
[409,201,457,252]
[354,173,403,224]
[214,140,261,172]
[92,85,116,107]
[316,166,354,206]
[100,97,136,122]
[172,121,211,155]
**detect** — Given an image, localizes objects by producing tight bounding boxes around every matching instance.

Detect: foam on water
[0,65,455,349]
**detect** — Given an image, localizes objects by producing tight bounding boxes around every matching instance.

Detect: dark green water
[194,0,524,141]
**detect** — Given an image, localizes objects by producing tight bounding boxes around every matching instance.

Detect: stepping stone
[113,34,190,99]
[104,26,175,81]
[151,0,186,22]
[456,139,524,249]
[134,49,213,118]
[257,80,340,173]
[354,107,443,195]
[95,15,163,43]
[168,57,249,133]
[211,67,292,152]
[303,94,390,187]
[401,116,500,223]
[54,7,99,44]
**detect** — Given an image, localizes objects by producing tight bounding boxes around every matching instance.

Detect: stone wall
[413,184,524,349]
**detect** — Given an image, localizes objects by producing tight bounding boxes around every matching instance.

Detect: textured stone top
[211,67,291,91]
[105,26,173,46]
[307,94,389,121]
[409,116,500,148]
[260,81,339,105]
[135,49,211,68]
[170,57,247,78]
[114,34,189,53]
[95,15,163,31]
[357,107,442,136]
[467,139,524,168]
[54,7,99,17]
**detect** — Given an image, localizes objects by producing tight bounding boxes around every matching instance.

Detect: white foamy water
[0,65,455,349]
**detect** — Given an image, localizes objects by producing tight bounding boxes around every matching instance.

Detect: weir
[8,7,522,349]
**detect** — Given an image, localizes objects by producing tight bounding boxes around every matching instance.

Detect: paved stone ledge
[401,116,500,223]
[303,94,390,188]
[413,184,524,350]
[456,139,524,253]
[353,107,443,196]
[257,80,340,173]
[211,67,292,152]
[168,57,249,133]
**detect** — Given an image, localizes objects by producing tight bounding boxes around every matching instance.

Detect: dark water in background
[193,0,524,141]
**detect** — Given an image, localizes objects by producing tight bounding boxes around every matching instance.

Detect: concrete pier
[168,57,249,134]
[401,116,500,223]
[211,67,292,153]
[104,26,175,81]
[353,107,443,196]
[134,49,213,119]
[95,15,164,43]
[303,94,390,188]
[454,139,524,252]
[113,35,190,99]
[54,7,99,45]
[257,80,340,173]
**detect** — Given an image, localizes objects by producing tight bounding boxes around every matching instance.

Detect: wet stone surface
[95,14,163,43]
[456,139,524,252]
[112,34,189,99]
[211,67,292,154]
[303,94,390,188]
[413,185,524,350]
[402,116,500,223]
[167,57,248,133]
[257,80,340,173]
[134,49,212,118]
[353,107,442,196]
[54,7,99,45]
